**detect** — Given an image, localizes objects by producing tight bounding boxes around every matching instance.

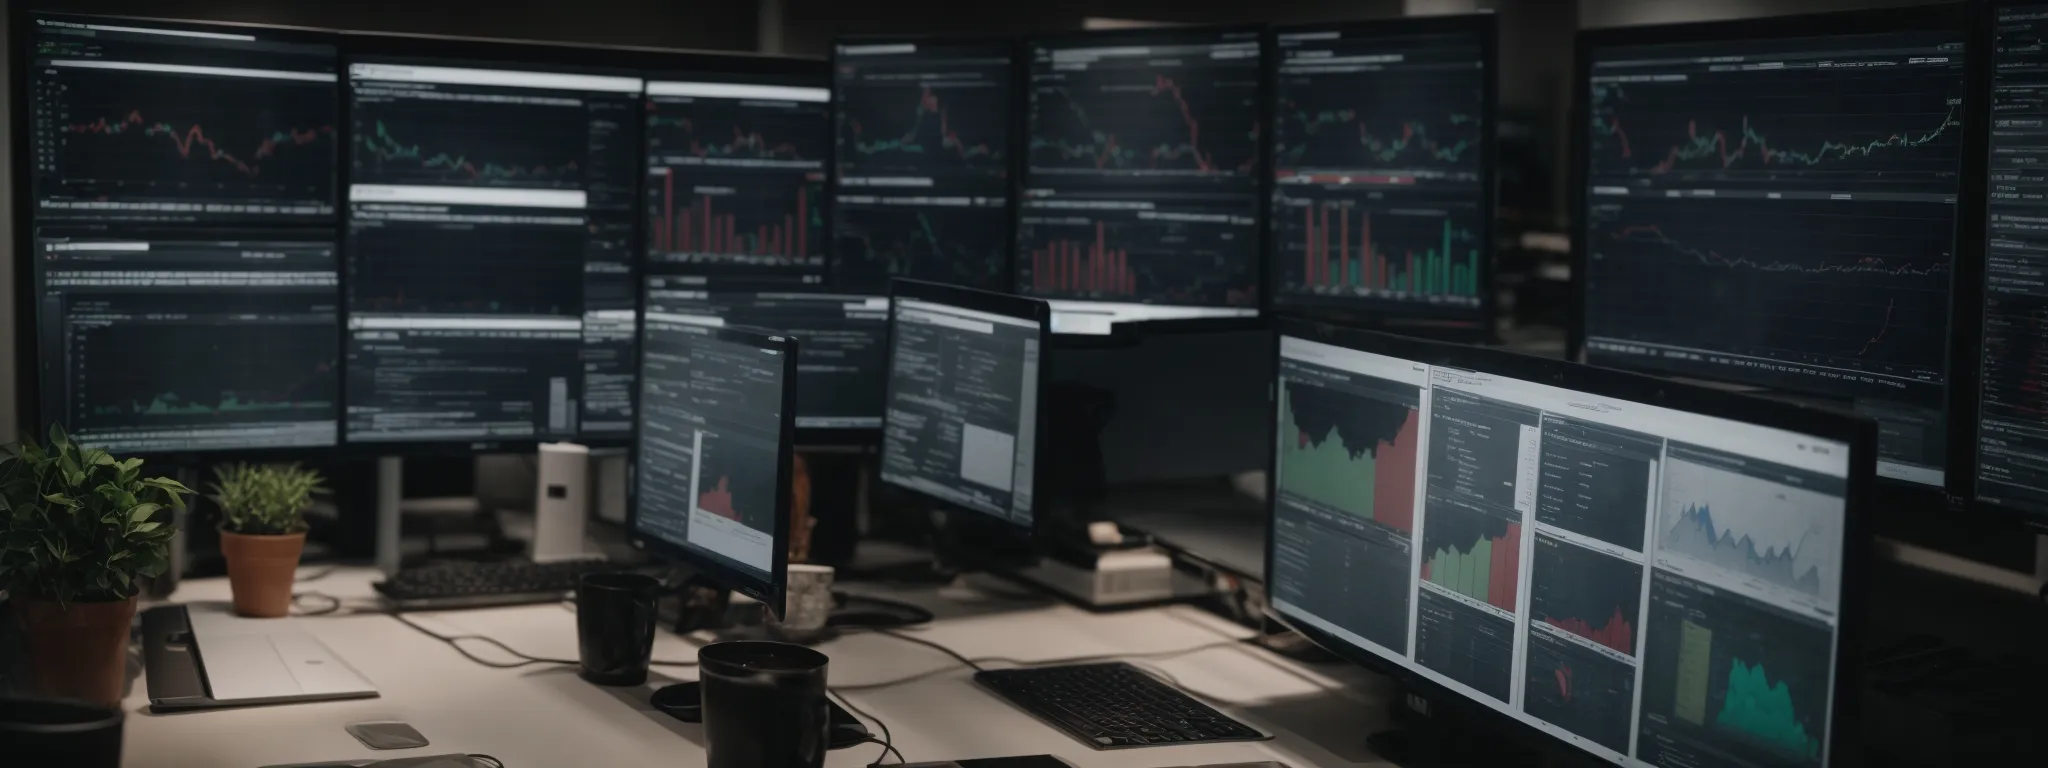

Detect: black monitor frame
[1263,13,1499,343]
[8,10,347,462]
[880,278,1054,568]
[1567,4,1994,555]
[625,321,798,618]
[1013,23,1269,337]
[1269,315,1878,768]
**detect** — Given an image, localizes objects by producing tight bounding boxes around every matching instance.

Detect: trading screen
[881,299,1042,524]
[833,40,1013,291]
[645,76,829,288]
[1269,336,1849,768]
[28,16,339,223]
[643,283,890,430]
[1018,29,1263,333]
[1579,31,1965,486]
[345,61,642,442]
[1271,25,1488,328]
[1979,5,2048,520]
[633,321,786,579]
[32,227,340,453]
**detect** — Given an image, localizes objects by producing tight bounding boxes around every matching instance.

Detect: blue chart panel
[1656,457,1841,598]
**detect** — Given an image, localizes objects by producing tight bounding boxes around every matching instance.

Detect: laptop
[143,603,378,711]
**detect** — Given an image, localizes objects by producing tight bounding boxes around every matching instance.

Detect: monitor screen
[1979,5,2048,521]
[26,15,340,223]
[1017,28,1264,334]
[1578,27,1965,487]
[632,319,789,585]
[832,39,1014,292]
[1271,21,1490,330]
[344,59,642,443]
[31,226,340,453]
[644,74,829,289]
[1269,330,1855,768]
[880,296,1044,525]
[642,284,889,430]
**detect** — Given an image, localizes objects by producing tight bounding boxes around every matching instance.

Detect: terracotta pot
[14,596,138,707]
[219,530,306,618]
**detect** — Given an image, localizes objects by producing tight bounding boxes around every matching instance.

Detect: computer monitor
[1269,16,1496,338]
[643,68,830,289]
[831,37,1016,292]
[19,14,343,454]
[1267,317,1874,767]
[342,49,643,448]
[1572,7,1969,489]
[641,283,889,437]
[1977,2,2048,528]
[627,318,796,614]
[1017,26,1264,335]
[879,280,1052,561]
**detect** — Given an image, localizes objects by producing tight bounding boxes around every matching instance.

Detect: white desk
[122,568,1399,767]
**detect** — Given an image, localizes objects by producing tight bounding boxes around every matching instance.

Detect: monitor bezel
[1268,315,1877,768]
[625,320,798,618]
[1566,4,1977,511]
[880,278,1054,566]
[9,10,349,462]
[1013,23,1269,335]
[1263,13,1500,343]
[828,33,1024,296]
[1965,1,2048,535]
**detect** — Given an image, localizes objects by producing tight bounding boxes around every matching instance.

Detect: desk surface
[122,568,1398,768]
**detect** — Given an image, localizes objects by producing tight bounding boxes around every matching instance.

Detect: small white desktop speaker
[532,442,592,562]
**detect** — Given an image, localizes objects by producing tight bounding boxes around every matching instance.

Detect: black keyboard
[974,662,1266,749]
[373,559,628,609]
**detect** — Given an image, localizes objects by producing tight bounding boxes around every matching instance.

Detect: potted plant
[211,462,326,618]
[0,426,192,706]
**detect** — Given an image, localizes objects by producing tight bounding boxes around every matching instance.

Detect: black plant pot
[0,696,123,768]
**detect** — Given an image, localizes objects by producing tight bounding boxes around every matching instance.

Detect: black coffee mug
[699,641,831,768]
[576,572,661,686]
[0,697,123,768]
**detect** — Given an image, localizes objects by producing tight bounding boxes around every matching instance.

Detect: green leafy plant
[210,463,326,536]
[0,425,193,603]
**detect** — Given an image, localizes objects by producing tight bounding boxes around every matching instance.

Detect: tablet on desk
[143,603,378,711]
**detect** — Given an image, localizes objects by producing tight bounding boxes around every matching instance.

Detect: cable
[385,611,695,669]
[834,635,1249,691]
[829,688,904,765]
[862,627,985,672]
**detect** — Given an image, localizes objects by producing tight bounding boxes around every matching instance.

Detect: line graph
[648,100,828,164]
[357,120,581,184]
[1658,455,1842,599]
[834,203,1008,291]
[1277,102,1479,171]
[1587,63,1964,188]
[72,320,338,433]
[1585,199,1953,375]
[62,110,331,179]
[845,84,1005,169]
[32,64,338,216]
[1029,70,1259,176]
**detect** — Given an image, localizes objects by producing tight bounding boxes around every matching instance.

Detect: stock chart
[74,320,337,436]
[648,171,825,273]
[350,66,639,207]
[838,80,1008,179]
[1587,49,1963,191]
[649,98,828,165]
[32,60,337,219]
[1017,208,1257,306]
[1584,200,1952,381]
[834,202,1009,291]
[1273,62,1481,179]
[1275,198,1484,306]
[1028,49,1259,178]
[349,216,588,315]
